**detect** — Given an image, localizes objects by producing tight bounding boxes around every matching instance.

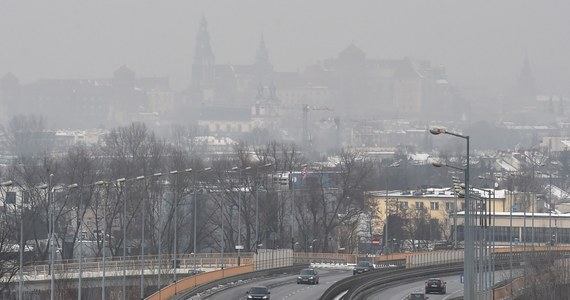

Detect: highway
[196,267,352,300]
[364,270,516,300]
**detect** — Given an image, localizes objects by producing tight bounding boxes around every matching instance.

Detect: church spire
[192,16,215,85]
[515,54,536,104]
[255,34,270,67]
[253,33,273,82]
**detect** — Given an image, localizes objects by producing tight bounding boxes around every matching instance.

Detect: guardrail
[170,264,308,300]
[321,247,570,300]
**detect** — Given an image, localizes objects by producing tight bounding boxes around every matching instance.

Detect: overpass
[5,246,569,299]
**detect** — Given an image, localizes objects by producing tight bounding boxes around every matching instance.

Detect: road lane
[365,270,516,300]
[200,268,352,300]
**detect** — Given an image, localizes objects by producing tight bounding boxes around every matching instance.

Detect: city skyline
[1,0,569,93]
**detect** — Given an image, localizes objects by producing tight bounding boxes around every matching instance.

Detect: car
[297,268,319,284]
[246,286,271,300]
[425,278,446,294]
[353,261,375,275]
[408,292,428,299]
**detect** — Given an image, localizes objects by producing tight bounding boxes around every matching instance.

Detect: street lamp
[152,173,164,292]
[0,181,18,298]
[291,164,308,251]
[384,162,399,255]
[255,163,272,252]
[451,176,462,249]
[67,183,81,300]
[192,167,211,274]
[430,127,474,300]
[232,166,250,266]
[537,170,554,242]
[94,180,110,300]
[115,177,127,300]
[48,173,55,300]
[132,175,146,299]
[169,170,179,283]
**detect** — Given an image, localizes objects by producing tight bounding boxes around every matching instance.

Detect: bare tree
[3,114,51,158]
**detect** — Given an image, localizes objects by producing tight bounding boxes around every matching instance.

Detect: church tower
[192,16,215,85]
[515,55,536,105]
[253,34,273,82]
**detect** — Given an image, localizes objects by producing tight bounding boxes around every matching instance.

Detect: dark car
[408,292,428,299]
[297,268,319,284]
[353,261,375,275]
[246,286,271,300]
[425,278,446,294]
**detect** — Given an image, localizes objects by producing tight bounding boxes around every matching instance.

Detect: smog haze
[1,0,569,93]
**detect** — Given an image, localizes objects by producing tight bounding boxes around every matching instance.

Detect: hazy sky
[1,0,569,93]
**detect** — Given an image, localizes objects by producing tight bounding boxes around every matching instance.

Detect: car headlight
[364,268,369,271]
[309,276,314,279]
[262,296,268,299]
[298,276,302,279]
[247,296,253,299]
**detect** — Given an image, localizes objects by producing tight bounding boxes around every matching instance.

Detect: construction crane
[302,104,333,147]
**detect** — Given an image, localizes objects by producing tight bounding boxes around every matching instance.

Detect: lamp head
[432,160,445,168]
[430,128,446,135]
[0,180,13,187]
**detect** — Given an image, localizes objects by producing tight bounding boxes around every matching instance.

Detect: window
[400,202,409,209]
[446,202,455,211]
[415,202,424,209]
[5,192,16,204]
[430,202,439,210]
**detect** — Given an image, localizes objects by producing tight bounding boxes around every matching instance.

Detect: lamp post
[192,167,211,274]
[232,166,250,266]
[169,170,179,283]
[67,183,81,300]
[174,169,194,280]
[478,175,497,299]
[430,127,474,300]
[221,192,225,269]
[384,162,399,255]
[131,175,146,300]
[0,181,18,298]
[154,174,164,292]
[48,173,55,300]
[94,180,110,300]
[255,163,272,252]
[115,177,127,300]
[450,176,462,249]
[291,164,307,251]
[537,170,554,243]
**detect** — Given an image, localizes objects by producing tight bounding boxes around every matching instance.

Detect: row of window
[394,201,464,211]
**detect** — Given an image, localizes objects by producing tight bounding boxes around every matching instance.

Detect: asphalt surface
[194,267,352,300]
[365,270,515,300]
